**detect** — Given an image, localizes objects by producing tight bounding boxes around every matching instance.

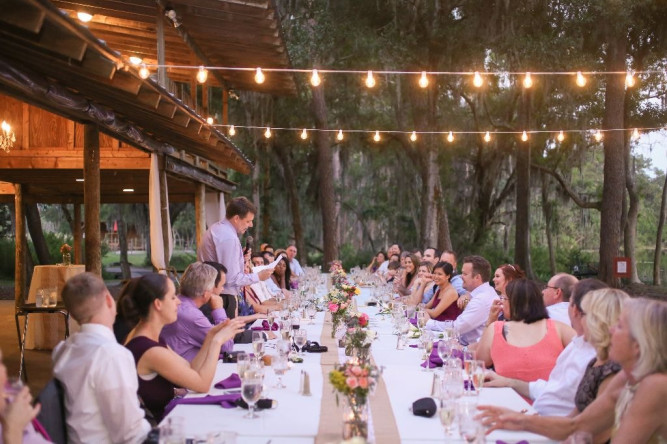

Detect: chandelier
[1,121,15,152]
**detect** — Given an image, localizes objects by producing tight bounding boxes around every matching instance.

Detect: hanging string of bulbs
[218,125,664,144]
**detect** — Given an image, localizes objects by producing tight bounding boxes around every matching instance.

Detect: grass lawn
[102,252,149,267]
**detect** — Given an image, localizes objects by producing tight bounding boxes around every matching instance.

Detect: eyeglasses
[545,285,560,292]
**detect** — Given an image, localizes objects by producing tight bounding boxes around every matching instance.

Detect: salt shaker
[301,370,312,396]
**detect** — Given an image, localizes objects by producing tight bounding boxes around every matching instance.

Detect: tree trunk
[118,204,131,279]
[598,33,627,287]
[275,143,306,265]
[25,203,52,265]
[541,173,557,276]
[436,179,452,251]
[311,85,339,264]
[514,90,533,278]
[653,172,667,285]
[624,153,641,283]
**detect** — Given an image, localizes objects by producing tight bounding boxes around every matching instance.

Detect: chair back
[36,379,68,444]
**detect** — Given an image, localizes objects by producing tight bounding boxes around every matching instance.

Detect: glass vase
[62,252,71,266]
[342,396,369,440]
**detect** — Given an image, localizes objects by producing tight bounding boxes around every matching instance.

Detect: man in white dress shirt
[286,244,304,277]
[542,273,578,326]
[377,243,401,276]
[53,273,151,444]
[485,278,606,415]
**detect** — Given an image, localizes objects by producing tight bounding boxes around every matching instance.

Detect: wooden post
[159,155,170,268]
[222,89,228,125]
[73,203,82,264]
[156,7,167,88]
[84,124,101,275]
[194,183,206,250]
[14,184,26,309]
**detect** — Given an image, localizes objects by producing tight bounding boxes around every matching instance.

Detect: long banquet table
[164,287,555,443]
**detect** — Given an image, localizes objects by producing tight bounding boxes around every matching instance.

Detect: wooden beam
[164,157,235,193]
[195,182,205,250]
[39,22,88,61]
[0,2,45,34]
[156,100,177,119]
[159,155,170,268]
[14,184,26,309]
[83,123,101,275]
[0,156,151,169]
[137,88,161,109]
[80,50,117,80]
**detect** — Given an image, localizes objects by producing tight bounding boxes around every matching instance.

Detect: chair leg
[18,314,29,382]
[63,312,70,339]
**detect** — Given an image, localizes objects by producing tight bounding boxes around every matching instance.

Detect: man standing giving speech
[198,197,273,316]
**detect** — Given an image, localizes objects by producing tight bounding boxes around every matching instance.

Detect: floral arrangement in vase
[343,324,376,364]
[329,360,379,440]
[325,287,352,338]
[60,243,72,265]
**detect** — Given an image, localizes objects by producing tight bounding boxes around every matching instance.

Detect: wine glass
[276,339,291,358]
[306,303,317,324]
[437,339,451,365]
[471,360,485,395]
[294,329,308,356]
[290,314,301,337]
[251,332,265,358]
[417,311,429,330]
[442,367,464,400]
[439,398,456,437]
[267,311,278,328]
[421,331,434,371]
[237,352,249,379]
[272,354,288,389]
[457,399,482,443]
[241,377,263,419]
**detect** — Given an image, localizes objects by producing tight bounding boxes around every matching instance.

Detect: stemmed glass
[437,339,452,366]
[294,329,308,356]
[305,303,317,324]
[236,352,249,379]
[420,330,434,371]
[241,377,263,419]
[290,314,301,338]
[439,398,457,437]
[457,399,483,443]
[272,354,288,389]
[276,339,291,358]
[267,310,278,328]
[471,360,485,395]
[417,311,429,331]
[251,331,265,358]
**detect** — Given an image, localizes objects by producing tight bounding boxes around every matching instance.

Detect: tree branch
[532,164,602,210]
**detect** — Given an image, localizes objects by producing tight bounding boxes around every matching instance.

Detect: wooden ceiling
[52,0,296,95]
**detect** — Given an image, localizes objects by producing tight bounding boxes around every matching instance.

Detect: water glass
[294,329,307,355]
[457,399,483,443]
[439,398,457,436]
[251,332,265,357]
[236,352,249,379]
[272,353,288,389]
[241,378,263,419]
[35,289,45,308]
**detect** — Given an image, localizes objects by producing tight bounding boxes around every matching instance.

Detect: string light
[0,121,16,152]
[337,129,344,141]
[196,66,208,84]
[594,130,603,142]
[625,71,635,88]
[255,68,265,84]
[410,131,417,141]
[473,71,483,88]
[632,128,640,140]
[557,130,565,142]
[228,125,236,136]
[310,69,321,87]
[521,131,529,141]
[523,72,533,88]
[300,128,308,140]
[77,11,93,22]
[576,71,587,87]
[138,65,150,79]
[129,56,143,65]
[483,131,491,142]
[365,71,376,88]
[373,130,381,142]
[264,127,271,138]
[447,131,454,143]
[206,117,214,125]
[418,71,429,88]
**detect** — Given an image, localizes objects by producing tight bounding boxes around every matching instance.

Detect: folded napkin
[251,320,279,331]
[215,373,242,389]
[409,344,419,348]
[496,441,529,444]
[409,317,418,326]
[420,343,464,368]
[163,393,241,416]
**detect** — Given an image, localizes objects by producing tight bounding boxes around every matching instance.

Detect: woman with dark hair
[486,264,526,326]
[122,273,244,421]
[423,261,462,321]
[366,251,387,273]
[270,255,292,291]
[398,254,420,296]
[476,279,575,383]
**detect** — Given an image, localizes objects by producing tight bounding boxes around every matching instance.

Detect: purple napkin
[251,320,279,331]
[420,343,464,368]
[409,317,418,326]
[409,344,419,348]
[496,441,529,444]
[215,373,242,389]
[163,394,241,416]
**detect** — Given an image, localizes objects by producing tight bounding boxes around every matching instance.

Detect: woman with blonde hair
[478,297,667,444]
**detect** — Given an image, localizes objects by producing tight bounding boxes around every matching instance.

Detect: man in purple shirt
[197,197,273,300]
[160,262,244,362]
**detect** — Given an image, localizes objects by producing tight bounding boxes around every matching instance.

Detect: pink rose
[359,313,369,327]
[358,377,368,389]
[329,303,339,313]
[351,365,363,376]
[346,377,358,389]
[340,302,348,310]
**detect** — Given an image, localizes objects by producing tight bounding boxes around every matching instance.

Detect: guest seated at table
[122,273,245,421]
[478,297,667,444]
[423,261,462,321]
[397,254,420,296]
[406,261,436,306]
[476,279,575,383]
[366,251,387,274]
[0,349,49,444]
[270,254,292,291]
[484,263,525,327]
[160,262,261,361]
[54,273,150,443]
[383,260,401,284]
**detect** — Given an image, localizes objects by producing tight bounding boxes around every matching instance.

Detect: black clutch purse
[411,397,437,417]
[303,341,328,353]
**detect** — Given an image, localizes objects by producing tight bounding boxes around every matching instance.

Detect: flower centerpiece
[343,315,375,364]
[329,360,379,440]
[60,243,72,266]
[329,260,349,287]
[325,287,352,338]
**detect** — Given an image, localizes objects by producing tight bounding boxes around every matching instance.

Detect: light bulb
[300,128,308,140]
[557,130,565,142]
[228,125,236,136]
[418,71,429,88]
[129,56,143,66]
[196,66,208,84]
[632,128,640,140]
[1,121,10,132]
[410,131,417,142]
[139,65,150,79]
[310,69,321,87]
[337,129,344,141]
[523,72,533,88]
[373,130,381,142]
[483,131,491,142]
[473,71,483,88]
[594,130,603,142]
[77,11,93,22]
[365,71,376,88]
[447,131,454,143]
[625,71,635,88]
[576,71,586,87]
[255,68,265,84]
[521,131,528,141]
[264,127,271,139]
[206,117,214,125]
